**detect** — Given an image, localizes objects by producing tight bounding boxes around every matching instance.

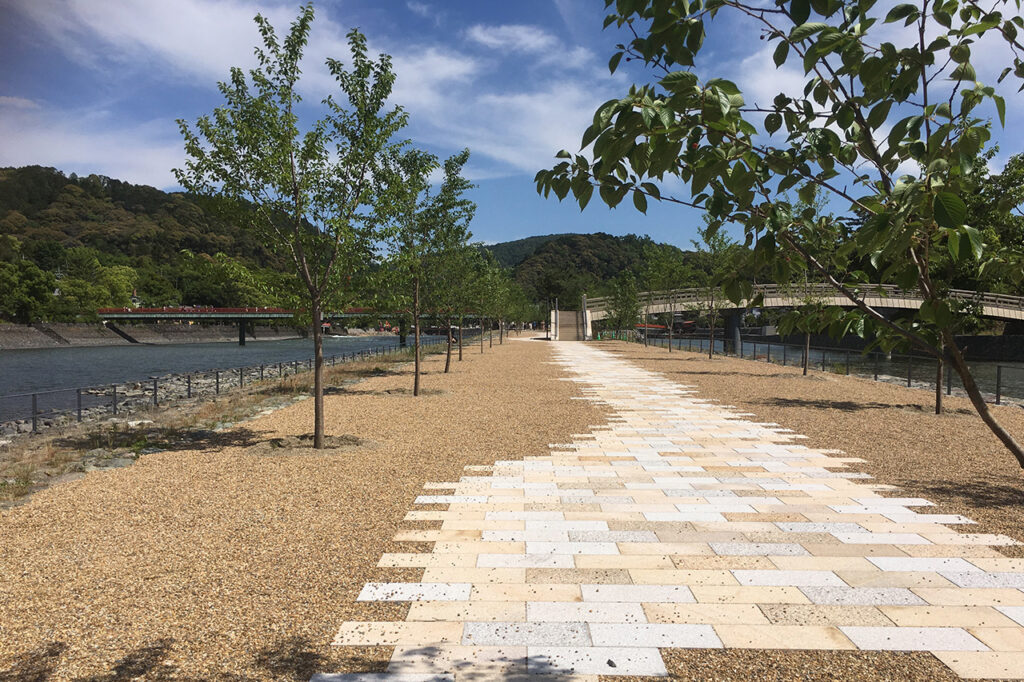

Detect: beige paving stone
[405,601,527,622]
[713,624,856,650]
[898,545,1004,558]
[932,651,1024,679]
[441,520,524,531]
[618,542,713,556]
[388,645,526,675]
[470,583,582,602]
[880,606,1020,628]
[966,627,1024,651]
[691,585,811,604]
[913,588,1024,606]
[573,554,675,569]
[421,568,526,584]
[525,568,632,584]
[332,621,463,646]
[803,543,909,557]
[759,604,895,626]
[378,554,478,568]
[393,530,482,542]
[629,569,738,585]
[432,541,524,554]
[643,603,770,624]
[671,556,775,570]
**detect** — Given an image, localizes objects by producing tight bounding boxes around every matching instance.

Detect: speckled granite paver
[314,342,1024,680]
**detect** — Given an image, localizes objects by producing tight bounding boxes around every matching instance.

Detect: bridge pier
[238,320,246,346]
[725,310,742,354]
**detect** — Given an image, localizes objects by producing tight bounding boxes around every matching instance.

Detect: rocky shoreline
[0,321,305,350]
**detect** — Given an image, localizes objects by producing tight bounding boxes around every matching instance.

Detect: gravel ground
[0,337,598,681]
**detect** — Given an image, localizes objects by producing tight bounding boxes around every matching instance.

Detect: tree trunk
[413,277,420,397]
[481,318,485,353]
[942,330,1024,467]
[312,297,325,449]
[489,320,493,348]
[708,318,714,360]
[458,317,463,361]
[499,319,504,344]
[803,331,810,376]
[645,298,649,347]
[445,317,452,373]
[668,302,673,353]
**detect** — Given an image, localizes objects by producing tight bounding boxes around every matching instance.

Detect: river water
[0,335,444,422]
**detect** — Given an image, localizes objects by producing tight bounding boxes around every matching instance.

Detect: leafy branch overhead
[536,0,1024,465]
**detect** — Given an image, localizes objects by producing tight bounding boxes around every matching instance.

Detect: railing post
[216,371,220,395]
[783,344,787,366]
[907,356,912,387]
[946,362,952,396]
[996,365,1003,405]
[874,354,879,381]
[278,362,283,377]
[76,388,82,422]
[767,344,771,363]
[845,350,850,376]
[753,341,757,360]
[112,385,118,415]
[239,368,244,387]
[153,377,159,407]
[260,364,265,380]
[187,374,192,398]
[31,393,38,432]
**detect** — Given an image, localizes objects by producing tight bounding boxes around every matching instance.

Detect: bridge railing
[586,283,1024,315]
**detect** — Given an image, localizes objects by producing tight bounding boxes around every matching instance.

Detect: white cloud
[0,103,184,188]
[0,96,40,110]
[407,1,432,18]
[466,24,560,54]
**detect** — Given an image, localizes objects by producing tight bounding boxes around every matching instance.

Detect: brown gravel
[0,338,598,681]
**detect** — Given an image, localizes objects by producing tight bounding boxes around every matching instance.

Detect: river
[0,335,444,422]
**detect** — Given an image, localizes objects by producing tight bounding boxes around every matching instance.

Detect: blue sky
[1,0,1021,250]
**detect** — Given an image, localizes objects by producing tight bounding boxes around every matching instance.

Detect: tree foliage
[536,0,1024,465]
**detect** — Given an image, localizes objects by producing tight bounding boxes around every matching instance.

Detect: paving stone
[477,554,573,568]
[462,621,591,647]
[527,601,648,623]
[580,584,695,603]
[357,583,471,602]
[588,623,721,648]
[934,651,1024,680]
[867,557,981,573]
[713,624,855,650]
[839,626,989,651]
[732,570,845,587]
[710,542,809,556]
[525,542,620,555]
[800,586,926,606]
[527,647,667,676]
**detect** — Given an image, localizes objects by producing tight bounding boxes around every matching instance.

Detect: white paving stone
[867,557,981,573]
[732,570,845,587]
[462,622,591,647]
[800,586,926,606]
[580,584,695,603]
[528,647,667,676]
[589,623,722,648]
[527,602,648,623]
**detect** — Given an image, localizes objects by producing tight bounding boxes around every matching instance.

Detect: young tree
[537,0,1024,465]
[389,149,474,394]
[606,271,642,337]
[641,242,691,351]
[176,5,407,448]
[689,220,738,359]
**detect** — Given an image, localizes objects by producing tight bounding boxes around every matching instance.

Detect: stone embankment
[0,359,322,438]
[0,322,303,350]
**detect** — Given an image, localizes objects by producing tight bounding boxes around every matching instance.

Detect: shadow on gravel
[253,636,330,681]
[906,477,1024,509]
[760,397,973,415]
[51,427,264,453]
[0,642,66,682]
[76,639,177,681]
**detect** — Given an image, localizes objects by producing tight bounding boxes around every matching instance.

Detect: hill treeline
[0,166,297,322]
[0,165,704,323]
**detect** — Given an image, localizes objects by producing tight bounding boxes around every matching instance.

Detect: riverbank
[0,321,307,350]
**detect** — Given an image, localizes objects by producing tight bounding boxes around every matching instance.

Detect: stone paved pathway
[314,342,1024,681]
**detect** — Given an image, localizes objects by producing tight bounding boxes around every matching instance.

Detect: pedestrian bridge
[559,283,1024,340]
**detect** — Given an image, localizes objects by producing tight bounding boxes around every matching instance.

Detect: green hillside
[482,233,575,268]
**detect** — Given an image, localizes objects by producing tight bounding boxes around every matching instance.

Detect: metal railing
[631,334,1024,406]
[1,337,465,433]
[587,284,1024,319]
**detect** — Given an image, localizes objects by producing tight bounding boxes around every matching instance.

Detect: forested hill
[0,166,296,322]
[482,233,576,268]
[0,166,276,264]
[486,232,694,305]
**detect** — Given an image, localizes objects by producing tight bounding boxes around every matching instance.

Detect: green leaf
[884,3,918,22]
[867,100,892,129]
[964,225,983,259]
[632,189,648,213]
[950,61,976,81]
[946,229,962,260]
[933,192,966,228]
[764,112,783,134]
[791,0,811,24]
[994,94,1006,126]
[790,22,828,42]
[660,70,698,91]
[609,51,623,74]
[773,41,790,66]
[950,43,971,63]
